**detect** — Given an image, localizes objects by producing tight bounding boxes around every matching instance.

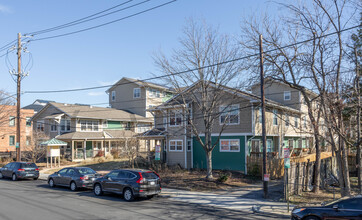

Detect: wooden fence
[246,156,284,179]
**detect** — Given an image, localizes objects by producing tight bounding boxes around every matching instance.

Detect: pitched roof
[40,138,68,146]
[23,99,54,112]
[106,77,174,93]
[56,130,135,140]
[33,102,152,123]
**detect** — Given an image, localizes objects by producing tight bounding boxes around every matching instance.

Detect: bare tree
[240,0,358,195]
[120,138,140,168]
[23,131,49,163]
[0,90,15,128]
[153,19,243,179]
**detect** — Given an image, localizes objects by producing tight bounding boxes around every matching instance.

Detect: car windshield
[20,163,37,168]
[324,197,348,206]
[77,168,96,175]
[142,172,158,179]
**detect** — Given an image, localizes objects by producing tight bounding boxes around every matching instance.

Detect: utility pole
[259,34,268,198]
[16,33,22,162]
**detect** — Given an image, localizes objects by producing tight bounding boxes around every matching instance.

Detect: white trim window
[169,140,183,151]
[60,119,71,132]
[267,139,273,152]
[80,120,99,131]
[133,88,141,98]
[36,121,44,132]
[220,139,240,152]
[187,139,192,151]
[220,104,239,125]
[169,111,182,127]
[111,91,116,101]
[288,139,294,149]
[251,140,260,152]
[272,109,278,126]
[294,116,299,128]
[9,116,15,126]
[303,116,307,129]
[50,121,57,132]
[284,91,291,100]
[285,114,289,127]
[103,120,108,128]
[136,123,151,133]
[81,121,87,131]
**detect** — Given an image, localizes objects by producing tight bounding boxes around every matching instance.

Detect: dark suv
[93,169,161,201]
[0,162,39,181]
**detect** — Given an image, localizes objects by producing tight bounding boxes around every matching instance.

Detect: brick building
[0,105,34,154]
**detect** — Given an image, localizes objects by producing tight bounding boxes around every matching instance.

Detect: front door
[86,141,93,158]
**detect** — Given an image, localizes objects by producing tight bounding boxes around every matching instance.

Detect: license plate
[150,181,155,185]
[26,174,34,176]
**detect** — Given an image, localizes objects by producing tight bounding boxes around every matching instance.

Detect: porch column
[101,140,104,156]
[108,140,111,155]
[83,140,86,160]
[71,140,75,161]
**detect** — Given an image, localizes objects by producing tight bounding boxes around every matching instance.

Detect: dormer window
[284,91,291,101]
[111,91,116,101]
[133,88,141,98]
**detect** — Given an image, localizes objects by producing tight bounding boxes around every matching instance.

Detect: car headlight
[292,208,305,214]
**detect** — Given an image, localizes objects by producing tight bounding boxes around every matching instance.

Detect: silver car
[47,167,101,191]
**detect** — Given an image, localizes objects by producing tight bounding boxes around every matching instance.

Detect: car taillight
[35,168,39,171]
[17,169,25,172]
[136,172,144,184]
[80,175,89,180]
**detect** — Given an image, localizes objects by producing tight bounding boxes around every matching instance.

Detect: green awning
[40,138,67,146]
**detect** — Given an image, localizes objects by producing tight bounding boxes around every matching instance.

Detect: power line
[30,0,177,42]
[25,0,155,36]
[23,24,360,94]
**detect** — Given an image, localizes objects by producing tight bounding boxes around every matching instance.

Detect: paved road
[0,179,289,220]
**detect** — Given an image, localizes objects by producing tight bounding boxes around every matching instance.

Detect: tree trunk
[206,150,213,180]
[340,139,351,196]
[312,134,321,193]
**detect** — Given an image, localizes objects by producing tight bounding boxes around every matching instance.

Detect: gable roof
[33,102,152,123]
[22,99,54,113]
[151,80,301,114]
[105,77,174,93]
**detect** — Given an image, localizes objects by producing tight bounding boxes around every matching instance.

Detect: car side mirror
[107,177,112,181]
[55,172,59,175]
[333,205,338,211]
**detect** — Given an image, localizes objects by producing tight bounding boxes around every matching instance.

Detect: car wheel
[33,177,38,180]
[70,181,77,191]
[123,188,134,202]
[12,174,17,181]
[304,216,321,220]
[0,172,3,179]
[147,195,154,199]
[48,178,55,188]
[94,184,103,196]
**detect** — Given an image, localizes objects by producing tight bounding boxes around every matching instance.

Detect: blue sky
[0,0,287,107]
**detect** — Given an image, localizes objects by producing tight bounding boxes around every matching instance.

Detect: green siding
[107,121,124,130]
[193,136,246,171]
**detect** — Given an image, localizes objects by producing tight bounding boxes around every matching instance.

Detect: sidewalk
[39,172,293,217]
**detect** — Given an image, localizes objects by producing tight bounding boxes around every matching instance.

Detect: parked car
[291,196,362,220]
[0,162,39,181]
[48,167,101,191]
[93,169,161,201]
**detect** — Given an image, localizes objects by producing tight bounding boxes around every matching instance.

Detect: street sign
[284,158,291,169]
[15,142,19,148]
[155,145,161,161]
[284,148,290,158]
[263,174,270,181]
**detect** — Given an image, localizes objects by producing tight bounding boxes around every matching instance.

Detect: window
[9,116,15,126]
[258,108,262,123]
[80,120,99,131]
[220,105,239,125]
[288,139,294,149]
[26,136,31,146]
[163,117,167,127]
[298,139,302,148]
[26,117,31,127]
[187,140,192,151]
[50,121,57,132]
[285,114,289,127]
[169,111,182,126]
[37,121,44,131]
[148,88,160,98]
[220,139,240,152]
[267,140,273,152]
[294,116,299,128]
[136,123,151,133]
[133,88,141,98]
[273,109,278,125]
[284,91,291,100]
[169,140,183,151]
[251,140,260,152]
[9,135,15,146]
[103,120,108,128]
[60,119,71,132]
[58,168,68,175]
[111,91,116,101]
[303,116,307,129]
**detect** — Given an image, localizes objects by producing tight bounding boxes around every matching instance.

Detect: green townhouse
[142,79,319,173]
